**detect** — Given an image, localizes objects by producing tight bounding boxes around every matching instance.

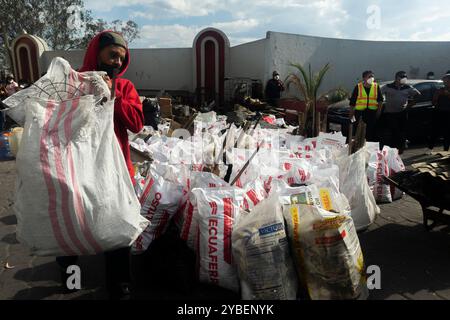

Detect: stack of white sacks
[131,116,384,300]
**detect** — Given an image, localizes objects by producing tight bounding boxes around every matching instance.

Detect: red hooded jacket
[79,31,144,183]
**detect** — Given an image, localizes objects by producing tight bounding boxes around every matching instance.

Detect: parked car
[327,79,444,142]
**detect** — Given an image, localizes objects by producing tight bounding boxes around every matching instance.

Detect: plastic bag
[283,204,368,300]
[233,193,298,300]
[3,57,148,256]
[192,187,243,292]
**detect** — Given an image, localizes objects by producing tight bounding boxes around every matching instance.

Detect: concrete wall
[266,31,450,98]
[229,39,267,81]
[41,48,193,93]
[41,50,85,74]
[125,48,192,92]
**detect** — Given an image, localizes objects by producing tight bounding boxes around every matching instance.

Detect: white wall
[41,48,193,93]
[229,39,267,81]
[41,50,85,73]
[266,31,450,98]
[125,48,192,92]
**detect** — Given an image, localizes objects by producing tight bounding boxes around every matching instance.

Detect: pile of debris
[388,152,450,209]
[127,111,386,300]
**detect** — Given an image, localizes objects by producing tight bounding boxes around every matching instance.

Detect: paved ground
[0,145,449,300]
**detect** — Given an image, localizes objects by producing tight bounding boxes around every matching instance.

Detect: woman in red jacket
[57,31,144,300]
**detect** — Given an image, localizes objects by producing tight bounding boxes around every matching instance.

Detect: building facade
[10,28,450,102]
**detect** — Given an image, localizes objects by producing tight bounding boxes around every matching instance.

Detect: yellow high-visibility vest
[355,82,379,111]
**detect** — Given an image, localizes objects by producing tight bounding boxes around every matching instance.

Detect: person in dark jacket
[381,71,420,154]
[427,74,450,153]
[56,30,144,300]
[265,71,285,107]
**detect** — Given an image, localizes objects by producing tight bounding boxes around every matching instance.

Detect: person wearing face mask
[349,70,384,142]
[427,74,450,153]
[380,71,420,154]
[265,71,285,107]
[4,74,19,97]
[55,31,144,300]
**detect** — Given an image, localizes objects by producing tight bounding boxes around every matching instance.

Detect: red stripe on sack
[65,98,103,253]
[68,70,75,99]
[155,211,170,240]
[40,101,76,256]
[51,100,89,255]
[223,198,233,264]
[209,201,217,215]
[181,201,194,240]
[195,225,200,279]
[298,169,306,182]
[246,189,260,206]
[284,162,292,171]
[140,178,155,205]
[242,198,249,210]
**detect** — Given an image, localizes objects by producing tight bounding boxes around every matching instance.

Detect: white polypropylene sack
[283,204,368,300]
[336,147,380,231]
[233,193,298,300]
[4,57,148,256]
[367,151,392,203]
[281,159,313,186]
[132,167,184,254]
[241,178,268,212]
[278,181,350,214]
[192,187,243,292]
[316,132,347,150]
[383,146,405,200]
[180,173,229,250]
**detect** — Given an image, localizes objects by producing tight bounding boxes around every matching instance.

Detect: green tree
[0,0,139,73]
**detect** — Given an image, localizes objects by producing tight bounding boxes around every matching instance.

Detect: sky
[84,0,450,48]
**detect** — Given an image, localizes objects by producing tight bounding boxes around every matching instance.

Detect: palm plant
[285,63,331,137]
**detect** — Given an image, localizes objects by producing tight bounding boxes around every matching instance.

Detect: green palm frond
[286,62,332,137]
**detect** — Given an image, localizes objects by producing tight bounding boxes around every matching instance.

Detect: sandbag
[283,203,368,300]
[241,178,267,212]
[191,187,243,292]
[232,194,298,300]
[180,173,229,251]
[281,159,313,186]
[132,167,184,254]
[4,57,148,256]
[382,146,405,200]
[336,147,379,231]
[367,150,392,203]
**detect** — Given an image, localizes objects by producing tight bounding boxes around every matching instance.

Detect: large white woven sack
[4,57,148,256]
[336,147,380,231]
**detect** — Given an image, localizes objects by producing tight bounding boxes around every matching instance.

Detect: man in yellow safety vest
[349,70,384,141]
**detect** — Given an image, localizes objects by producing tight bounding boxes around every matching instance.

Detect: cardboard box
[158,97,173,118]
